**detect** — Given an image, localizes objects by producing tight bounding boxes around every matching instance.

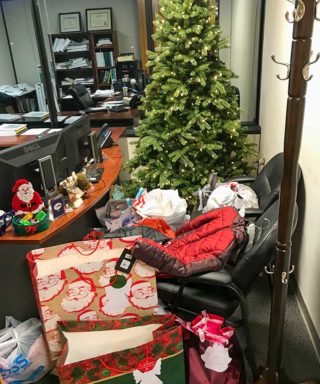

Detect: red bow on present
[25,225,37,234]
[177,311,234,345]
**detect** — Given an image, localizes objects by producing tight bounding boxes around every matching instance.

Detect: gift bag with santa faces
[26,238,158,361]
[178,312,245,384]
[57,314,186,384]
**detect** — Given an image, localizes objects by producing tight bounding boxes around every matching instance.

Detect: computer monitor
[61,115,91,174]
[0,132,68,212]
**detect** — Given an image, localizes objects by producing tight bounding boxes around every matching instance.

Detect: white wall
[0,6,16,85]
[260,0,320,337]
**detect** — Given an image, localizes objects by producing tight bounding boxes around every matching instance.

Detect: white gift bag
[205,182,259,216]
[134,189,187,230]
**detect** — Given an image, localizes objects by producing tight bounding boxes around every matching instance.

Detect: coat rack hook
[302,52,320,81]
[285,0,305,23]
[271,54,290,80]
[315,0,320,21]
[264,265,275,275]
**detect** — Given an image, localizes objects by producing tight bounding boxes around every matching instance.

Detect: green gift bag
[57,315,186,384]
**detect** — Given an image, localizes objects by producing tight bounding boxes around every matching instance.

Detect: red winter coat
[132,207,247,277]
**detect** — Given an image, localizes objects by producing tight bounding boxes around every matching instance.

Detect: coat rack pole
[257,1,317,383]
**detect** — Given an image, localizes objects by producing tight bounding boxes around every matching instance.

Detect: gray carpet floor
[242,274,320,383]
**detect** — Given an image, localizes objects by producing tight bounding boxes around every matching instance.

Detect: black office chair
[157,200,298,379]
[229,153,301,218]
[67,84,109,113]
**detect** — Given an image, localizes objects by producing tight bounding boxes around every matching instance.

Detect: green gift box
[12,209,50,236]
[57,315,186,384]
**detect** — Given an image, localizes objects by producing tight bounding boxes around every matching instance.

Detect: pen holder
[12,209,50,236]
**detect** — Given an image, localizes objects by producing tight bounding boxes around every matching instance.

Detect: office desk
[0,128,124,326]
[89,108,141,126]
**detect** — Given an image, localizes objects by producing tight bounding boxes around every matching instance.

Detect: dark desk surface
[0,127,124,244]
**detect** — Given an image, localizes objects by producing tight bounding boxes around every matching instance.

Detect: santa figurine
[12,179,44,216]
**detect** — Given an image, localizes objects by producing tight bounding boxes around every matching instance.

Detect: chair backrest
[67,84,94,110]
[251,153,284,212]
[231,199,298,293]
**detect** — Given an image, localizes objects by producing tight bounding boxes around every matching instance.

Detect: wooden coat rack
[257,0,319,383]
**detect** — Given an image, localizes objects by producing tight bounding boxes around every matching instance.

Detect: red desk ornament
[12,179,44,215]
[11,179,49,235]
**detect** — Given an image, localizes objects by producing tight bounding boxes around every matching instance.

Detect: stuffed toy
[12,179,44,216]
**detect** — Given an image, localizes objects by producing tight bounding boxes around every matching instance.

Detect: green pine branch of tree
[124,0,256,205]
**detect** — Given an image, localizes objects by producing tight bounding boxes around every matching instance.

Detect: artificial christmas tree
[125,0,255,204]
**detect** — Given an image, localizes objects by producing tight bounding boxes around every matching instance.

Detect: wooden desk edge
[0,127,125,244]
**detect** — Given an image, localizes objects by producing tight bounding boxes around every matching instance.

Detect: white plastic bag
[205,182,259,216]
[133,189,188,230]
[0,317,52,383]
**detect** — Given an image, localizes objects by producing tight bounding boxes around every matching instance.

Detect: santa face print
[61,280,96,312]
[129,282,158,309]
[38,273,66,302]
[98,260,123,287]
[78,310,99,321]
[74,261,103,274]
[17,184,34,202]
[41,305,61,332]
[134,261,155,278]
[48,329,62,353]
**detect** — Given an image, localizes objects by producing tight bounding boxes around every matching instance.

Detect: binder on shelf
[35,83,47,111]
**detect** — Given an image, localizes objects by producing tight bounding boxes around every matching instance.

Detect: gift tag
[201,343,232,373]
[115,249,136,274]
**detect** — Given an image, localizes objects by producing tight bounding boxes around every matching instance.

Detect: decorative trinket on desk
[0,209,13,235]
[59,173,85,209]
[11,179,44,216]
[49,194,65,220]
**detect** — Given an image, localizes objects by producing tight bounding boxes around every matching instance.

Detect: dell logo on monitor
[23,143,41,153]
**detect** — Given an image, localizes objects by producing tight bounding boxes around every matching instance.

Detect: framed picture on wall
[59,12,81,33]
[86,8,113,31]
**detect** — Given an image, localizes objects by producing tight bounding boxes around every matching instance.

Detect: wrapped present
[27,238,158,360]
[57,315,186,384]
[178,311,245,384]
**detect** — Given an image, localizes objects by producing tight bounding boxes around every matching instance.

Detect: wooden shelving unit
[50,30,119,98]
[89,30,119,89]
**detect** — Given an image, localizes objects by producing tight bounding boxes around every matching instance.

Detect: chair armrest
[245,208,264,217]
[178,270,232,286]
[225,176,256,184]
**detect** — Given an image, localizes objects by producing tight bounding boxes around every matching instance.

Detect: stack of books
[117,53,134,62]
[0,123,27,136]
[96,51,115,67]
[22,111,50,121]
[56,58,91,70]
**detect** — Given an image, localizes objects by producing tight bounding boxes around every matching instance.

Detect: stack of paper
[56,58,91,70]
[0,114,21,122]
[53,38,89,53]
[96,38,112,47]
[66,39,89,52]
[0,123,27,136]
[22,111,50,121]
